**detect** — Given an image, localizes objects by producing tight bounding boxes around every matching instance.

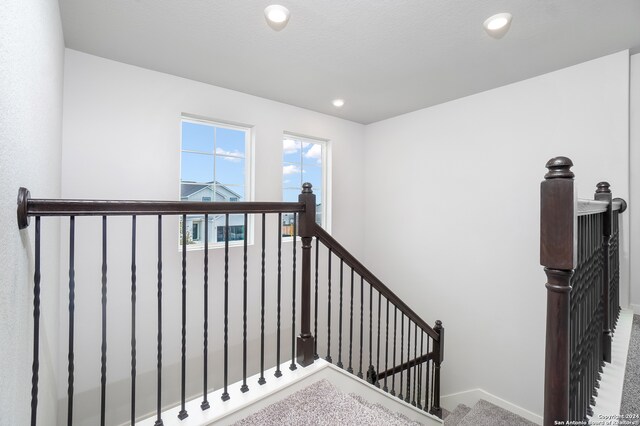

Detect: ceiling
[59,1,640,124]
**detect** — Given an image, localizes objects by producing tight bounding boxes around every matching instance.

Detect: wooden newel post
[429,320,444,419]
[595,182,613,363]
[540,156,576,426]
[297,182,316,367]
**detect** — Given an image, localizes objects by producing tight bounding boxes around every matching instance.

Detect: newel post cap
[544,157,574,180]
[596,182,611,194]
[302,182,313,194]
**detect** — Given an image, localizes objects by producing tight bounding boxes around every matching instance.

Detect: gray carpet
[457,399,537,426]
[233,379,426,425]
[621,314,640,417]
[443,404,471,426]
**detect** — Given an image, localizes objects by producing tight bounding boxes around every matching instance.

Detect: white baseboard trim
[630,303,640,315]
[440,388,542,425]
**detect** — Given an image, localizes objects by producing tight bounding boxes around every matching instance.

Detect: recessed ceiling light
[332,99,345,108]
[264,5,290,31]
[483,13,512,39]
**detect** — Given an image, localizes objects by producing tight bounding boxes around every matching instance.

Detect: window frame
[282,132,331,237]
[179,115,254,250]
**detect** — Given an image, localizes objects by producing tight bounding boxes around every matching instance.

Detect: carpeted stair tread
[348,393,424,425]
[443,404,471,426]
[233,379,425,425]
[457,400,537,426]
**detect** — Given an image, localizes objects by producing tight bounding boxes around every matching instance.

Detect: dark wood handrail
[17,188,304,229]
[377,352,434,380]
[313,224,440,341]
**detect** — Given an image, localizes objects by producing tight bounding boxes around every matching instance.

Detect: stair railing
[540,157,627,426]
[18,182,443,425]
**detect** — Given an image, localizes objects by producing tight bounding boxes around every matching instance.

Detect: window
[180,117,251,246]
[282,134,328,235]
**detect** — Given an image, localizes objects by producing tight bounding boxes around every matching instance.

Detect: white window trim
[282,131,331,239]
[179,115,255,251]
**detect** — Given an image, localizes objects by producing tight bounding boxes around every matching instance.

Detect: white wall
[363,51,630,416]
[630,53,640,314]
[0,0,64,424]
[61,49,365,425]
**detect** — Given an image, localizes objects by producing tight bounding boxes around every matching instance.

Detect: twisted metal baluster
[221,214,230,401]
[399,313,404,400]
[358,276,364,379]
[348,268,354,374]
[337,259,344,369]
[405,319,411,403]
[155,216,163,426]
[383,299,389,392]
[67,217,76,426]
[417,331,424,409]
[100,216,108,426]
[375,292,381,388]
[258,214,267,385]
[275,213,282,378]
[131,216,137,421]
[241,213,250,391]
[201,215,210,409]
[178,216,188,420]
[366,285,375,384]
[290,213,297,371]
[391,306,397,396]
[326,248,333,363]
[30,216,41,426]
[412,322,417,406]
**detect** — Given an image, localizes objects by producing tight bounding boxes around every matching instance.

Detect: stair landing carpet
[233,379,425,425]
[456,399,537,426]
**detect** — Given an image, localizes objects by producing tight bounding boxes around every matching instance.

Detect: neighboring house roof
[181,181,242,200]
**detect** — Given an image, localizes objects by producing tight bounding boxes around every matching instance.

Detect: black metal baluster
[326,248,332,363]
[375,292,381,388]
[383,299,389,392]
[358,276,363,379]
[259,214,267,385]
[100,216,107,426]
[221,214,230,401]
[348,268,354,374]
[412,322,418,406]
[131,216,137,423]
[425,338,430,412]
[313,237,319,360]
[201,215,210,410]
[67,217,75,426]
[417,331,424,409]
[367,285,375,384]
[399,313,404,400]
[241,213,250,390]
[337,260,344,369]
[290,212,297,371]
[178,216,188,420]
[275,213,282,378]
[30,216,41,426]
[391,306,397,396]
[155,216,163,426]
[405,319,411,403]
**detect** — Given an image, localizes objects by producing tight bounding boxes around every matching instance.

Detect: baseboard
[630,303,640,315]
[440,388,542,425]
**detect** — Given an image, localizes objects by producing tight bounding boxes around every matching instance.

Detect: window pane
[181,183,215,201]
[302,143,323,166]
[216,156,244,185]
[216,127,245,158]
[214,214,245,243]
[283,138,301,163]
[214,184,244,202]
[281,213,297,237]
[283,188,300,203]
[182,121,214,152]
[283,163,302,189]
[181,152,213,183]
[304,165,322,190]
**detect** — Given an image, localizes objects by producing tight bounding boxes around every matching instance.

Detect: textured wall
[0,0,64,424]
